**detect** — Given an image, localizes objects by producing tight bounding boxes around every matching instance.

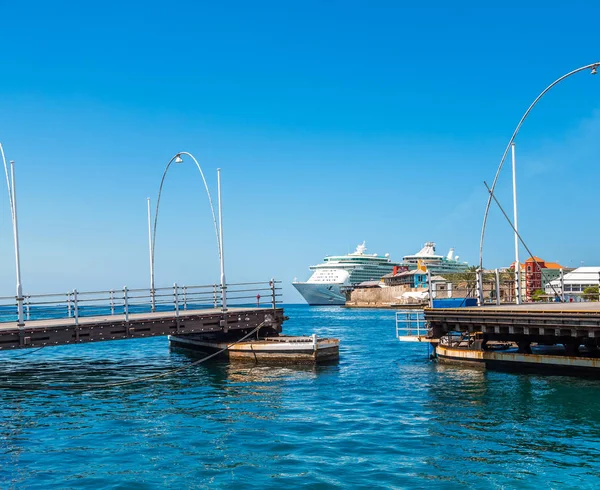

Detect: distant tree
[582,286,599,302]
[445,266,479,297]
[531,289,546,302]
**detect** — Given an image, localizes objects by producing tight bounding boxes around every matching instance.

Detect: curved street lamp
[479,62,600,274]
[148,151,226,312]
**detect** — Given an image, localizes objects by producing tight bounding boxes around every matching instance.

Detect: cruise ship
[401,242,470,274]
[293,241,470,305]
[292,242,402,305]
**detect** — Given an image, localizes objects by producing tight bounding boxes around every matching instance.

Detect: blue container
[432,298,477,308]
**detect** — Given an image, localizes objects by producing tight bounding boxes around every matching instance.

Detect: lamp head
[592,65,598,75]
[175,154,184,164]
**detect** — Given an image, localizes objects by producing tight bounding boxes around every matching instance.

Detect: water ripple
[1,305,600,488]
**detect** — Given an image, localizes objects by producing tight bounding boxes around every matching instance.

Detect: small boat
[169,334,339,364]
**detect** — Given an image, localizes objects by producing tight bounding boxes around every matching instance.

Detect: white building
[545,267,600,302]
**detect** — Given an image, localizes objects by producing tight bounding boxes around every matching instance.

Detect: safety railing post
[213,284,218,308]
[16,294,24,327]
[25,295,30,321]
[110,290,115,315]
[67,292,72,318]
[427,270,433,308]
[476,268,484,306]
[183,286,188,310]
[271,278,276,310]
[123,286,129,322]
[174,283,179,318]
[73,289,79,326]
[495,268,501,305]
[560,269,565,303]
[221,282,227,312]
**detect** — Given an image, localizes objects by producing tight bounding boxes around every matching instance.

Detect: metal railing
[352,267,598,309]
[426,268,586,306]
[0,279,282,324]
[395,310,427,339]
[426,270,510,306]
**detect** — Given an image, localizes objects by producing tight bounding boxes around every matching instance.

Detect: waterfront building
[382,269,428,288]
[349,271,449,307]
[546,266,600,302]
[522,256,568,300]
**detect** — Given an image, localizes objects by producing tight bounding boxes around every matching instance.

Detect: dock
[426,303,600,349]
[421,303,600,375]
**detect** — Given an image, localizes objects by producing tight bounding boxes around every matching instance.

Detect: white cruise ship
[292,242,402,305]
[293,241,470,305]
[401,242,469,274]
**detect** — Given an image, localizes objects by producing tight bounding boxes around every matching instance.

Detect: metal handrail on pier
[0,280,282,325]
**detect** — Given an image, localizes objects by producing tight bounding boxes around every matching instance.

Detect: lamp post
[479,62,600,270]
[147,197,155,311]
[217,168,226,311]
[1,143,25,326]
[511,143,522,304]
[148,151,225,311]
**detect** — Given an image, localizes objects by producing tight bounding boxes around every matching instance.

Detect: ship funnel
[447,248,455,260]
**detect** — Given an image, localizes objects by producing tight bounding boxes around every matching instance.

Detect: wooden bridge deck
[0,307,285,351]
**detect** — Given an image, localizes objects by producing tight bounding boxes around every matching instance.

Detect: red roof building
[524,256,566,300]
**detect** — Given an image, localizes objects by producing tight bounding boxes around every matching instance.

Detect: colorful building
[523,256,567,300]
[383,269,428,288]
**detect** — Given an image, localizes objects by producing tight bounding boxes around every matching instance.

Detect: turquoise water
[1,305,600,489]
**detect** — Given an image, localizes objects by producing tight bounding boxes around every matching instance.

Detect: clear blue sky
[1,2,599,301]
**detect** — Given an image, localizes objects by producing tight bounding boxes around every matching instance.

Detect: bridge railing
[395,310,427,339]
[0,280,282,324]
[437,268,595,305]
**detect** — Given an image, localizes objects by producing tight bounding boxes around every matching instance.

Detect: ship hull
[292,282,346,305]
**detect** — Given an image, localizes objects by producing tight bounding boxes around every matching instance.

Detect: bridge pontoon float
[169,333,340,364]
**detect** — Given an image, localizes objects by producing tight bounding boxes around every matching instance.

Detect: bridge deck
[442,302,600,313]
[0,307,285,350]
[425,302,600,342]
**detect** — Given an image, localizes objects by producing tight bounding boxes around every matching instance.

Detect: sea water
[1,305,600,489]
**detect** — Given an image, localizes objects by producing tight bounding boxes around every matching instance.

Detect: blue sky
[1,2,599,301]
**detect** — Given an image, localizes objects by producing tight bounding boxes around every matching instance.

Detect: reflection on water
[1,305,600,488]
